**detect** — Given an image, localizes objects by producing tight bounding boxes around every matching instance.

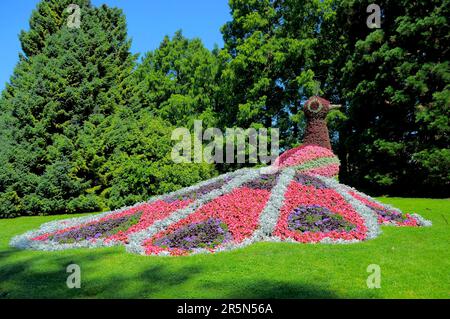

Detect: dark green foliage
[321,0,449,196]
[220,0,335,148]
[133,31,221,128]
[0,1,136,217]
[94,109,214,209]
[0,1,214,217]
[220,0,449,196]
[19,0,92,57]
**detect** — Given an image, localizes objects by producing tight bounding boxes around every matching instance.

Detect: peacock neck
[303,117,332,150]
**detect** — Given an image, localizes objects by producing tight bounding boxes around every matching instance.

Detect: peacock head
[303,96,341,120]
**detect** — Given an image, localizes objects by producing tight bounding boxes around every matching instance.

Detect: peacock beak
[329,104,341,109]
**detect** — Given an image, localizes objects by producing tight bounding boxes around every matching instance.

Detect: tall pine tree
[0,1,136,216]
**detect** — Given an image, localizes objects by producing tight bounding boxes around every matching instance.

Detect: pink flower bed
[275,145,336,168]
[273,182,368,242]
[304,164,340,178]
[349,191,418,226]
[105,199,193,242]
[143,187,271,255]
[32,199,192,243]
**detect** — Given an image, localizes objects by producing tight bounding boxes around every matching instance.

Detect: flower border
[342,184,432,227]
[9,168,250,251]
[9,166,431,256]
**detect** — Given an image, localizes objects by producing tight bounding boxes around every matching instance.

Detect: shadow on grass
[0,247,366,299]
[227,280,338,298]
[0,247,203,299]
[85,264,204,298]
[0,247,117,298]
[197,278,341,299]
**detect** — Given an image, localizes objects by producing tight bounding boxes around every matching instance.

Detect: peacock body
[10,97,431,256]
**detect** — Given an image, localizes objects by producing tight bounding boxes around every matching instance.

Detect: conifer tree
[321,0,449,196]
[0,1,136,216]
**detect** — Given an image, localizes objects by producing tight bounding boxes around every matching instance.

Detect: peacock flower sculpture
[10,96,431,256]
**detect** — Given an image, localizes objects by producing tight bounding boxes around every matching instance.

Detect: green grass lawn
[0,197,448,299]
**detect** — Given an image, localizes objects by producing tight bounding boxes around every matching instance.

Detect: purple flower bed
[153,218,231,250]
[371,206,406,223]
[288,205,355,233]
[241,173,280,190]
[293,173,328,189]
[165,177,232,203]
[48,212,143,244]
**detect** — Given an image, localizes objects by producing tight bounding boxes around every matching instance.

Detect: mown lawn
[0,197,448,299]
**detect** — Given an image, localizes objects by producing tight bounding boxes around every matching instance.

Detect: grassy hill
[0,197,448,298]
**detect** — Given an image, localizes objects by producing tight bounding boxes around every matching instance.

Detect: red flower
[273,182,367,242]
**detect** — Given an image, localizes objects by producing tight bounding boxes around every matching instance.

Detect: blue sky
[0,0,231,90]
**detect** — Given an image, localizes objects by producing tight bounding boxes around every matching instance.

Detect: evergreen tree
[322,0,449,196]
[19,0,92,57]
[0,1,136,216]
[0,3,217,217]
[133,31,221,128]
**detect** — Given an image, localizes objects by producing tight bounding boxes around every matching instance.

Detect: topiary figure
[11,97,431,256]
